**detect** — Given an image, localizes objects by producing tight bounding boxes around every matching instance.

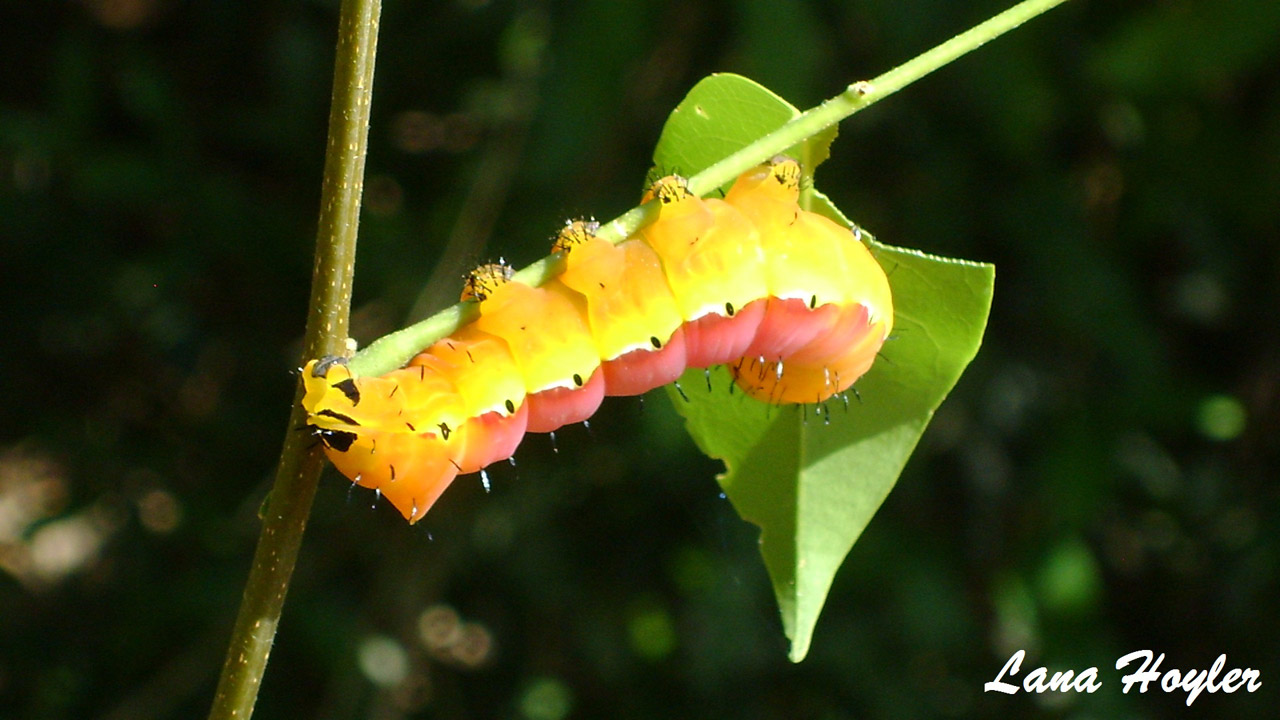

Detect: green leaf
[651,73,837,192]
[654,74,995,661]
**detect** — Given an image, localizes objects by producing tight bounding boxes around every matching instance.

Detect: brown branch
[205,0,382,717]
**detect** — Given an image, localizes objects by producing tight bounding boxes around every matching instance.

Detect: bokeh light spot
[357,635,409,688]
[137,488,182,534]
[627,603,676,661]
[1036,538,1102,615]
[1197,394,1246,441]
[30,515,107,584]
[518,676,573,720]
[418,604,462,651]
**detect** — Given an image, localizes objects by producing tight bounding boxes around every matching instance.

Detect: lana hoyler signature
[985,650,1262,707]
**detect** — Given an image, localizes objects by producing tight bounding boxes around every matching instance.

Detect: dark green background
[2,1,1276,718]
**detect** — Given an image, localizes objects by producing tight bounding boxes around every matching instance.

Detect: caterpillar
[301,156,893,523]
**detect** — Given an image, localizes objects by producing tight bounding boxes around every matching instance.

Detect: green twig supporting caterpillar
[207,0,382,718]
[349,0,1071,378]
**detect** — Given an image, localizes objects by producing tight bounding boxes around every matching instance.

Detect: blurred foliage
[1,0,1277,718]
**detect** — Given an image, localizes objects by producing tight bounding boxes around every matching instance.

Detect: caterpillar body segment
[556,234,684,364]
[473,280,600,397]
[302,157,894,523]
[639,185,768,326]
[555,233,690,397]
[409,325,525,420]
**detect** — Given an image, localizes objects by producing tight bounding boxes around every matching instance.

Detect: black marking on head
[321,429,357,452]
[334,377,360,405]
[437,422,452,441]
[505,398,516,414]
[389,464,396,481]
[318,409,360,426]
[405,421,416,432]
[389,385,399,398]
[725,302,735,317]
[573,373,584,387]
[419,365,426,380]
[312,355,348,377]
[650,336,662,349]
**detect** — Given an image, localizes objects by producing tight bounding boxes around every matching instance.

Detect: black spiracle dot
[573,373,584,387]
[650,336,662,349]
[725,302,736,317]
[505,399,516,414]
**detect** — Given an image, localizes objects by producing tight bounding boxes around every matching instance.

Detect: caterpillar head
[302,357,361,430]
[300,357,367,455]
[302,356,468,443]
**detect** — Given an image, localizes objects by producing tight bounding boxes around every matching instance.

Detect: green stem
[349,0,1069,379]
[206,0,381,718]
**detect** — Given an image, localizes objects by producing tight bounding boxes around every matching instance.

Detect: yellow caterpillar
[301,157,893,523]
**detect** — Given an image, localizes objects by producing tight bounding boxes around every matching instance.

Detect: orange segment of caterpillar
[301,157,894,524]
